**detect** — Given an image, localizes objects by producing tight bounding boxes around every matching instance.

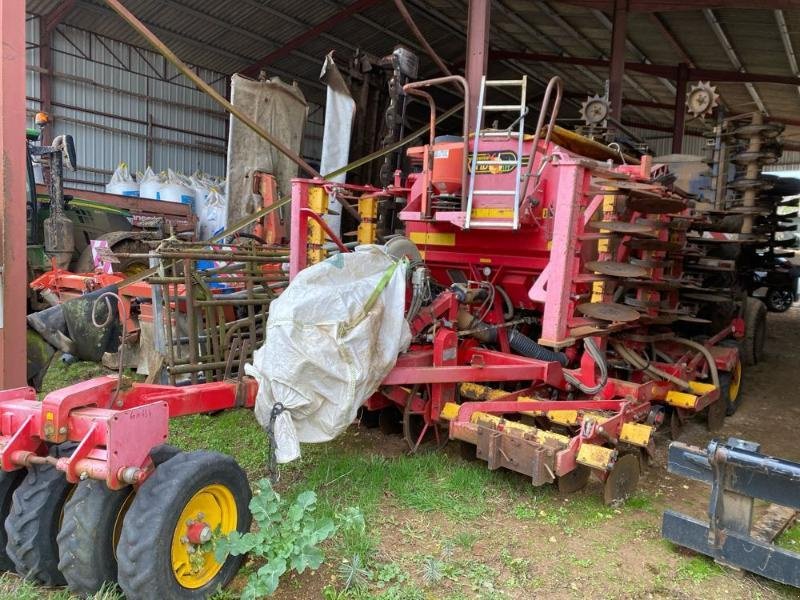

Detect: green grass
[676,556,725,583]
[0,575,122,600]
[40,358,105,395]
[776,523,800,551]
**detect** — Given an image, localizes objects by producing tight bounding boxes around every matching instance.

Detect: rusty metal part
[586,221,655,234]
[682,292,731,303]
[625,238,683,252]
[626,195,687,214]
[604,452,640,505]
[585,261,648,278]
[577,302,640,323]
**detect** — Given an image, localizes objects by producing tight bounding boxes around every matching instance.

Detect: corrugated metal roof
[24,0,800,164]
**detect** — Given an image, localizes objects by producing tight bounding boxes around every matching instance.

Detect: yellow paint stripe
[409,231,456,246]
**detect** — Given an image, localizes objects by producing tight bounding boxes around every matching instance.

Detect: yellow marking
[409,231,456,246]
[471,208,514,218]
[307,187,328,265]
[603,194,616,211]
[542,208,550,218]
[46,412,54,420]
[620,422,653,447]
[576,443,616,471]
[479,258,492,264]
[546,410,579,426]
[688,381,716,395]
[472,412,570,446]
[665,390,698,409]
[357,195,378,245]
[440,402,460,421]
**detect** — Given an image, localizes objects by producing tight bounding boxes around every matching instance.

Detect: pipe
[520,76,563,203]
[671,337,720,389]
[392,0,454,81]
[612,341,690,390]
[403,76,470,212]
[103,0,320,179]
[508,329,568,366]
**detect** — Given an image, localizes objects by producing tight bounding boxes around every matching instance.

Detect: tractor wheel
[720,358,744,416]
[0,470,26,571]
[741,297,767,366]
[5,463,75,585]
[57,479,135,595]
[75,238,151,276]
[764,287,794,313]
[116,451,251,600]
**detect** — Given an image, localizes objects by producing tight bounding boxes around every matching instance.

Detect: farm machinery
[0,76,761,598]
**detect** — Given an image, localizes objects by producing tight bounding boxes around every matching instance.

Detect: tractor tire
[741,296,767,366]
[57,480,135,595]
[74,238,151,276]
[0,470,26,571]
[5,463,75,585]
[116,451,251,600]
[764,287,794,313]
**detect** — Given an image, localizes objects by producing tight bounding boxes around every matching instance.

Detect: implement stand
[662,438,800,588]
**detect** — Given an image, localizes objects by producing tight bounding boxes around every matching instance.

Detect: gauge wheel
[557,464,591,494]
[741,296,767,366]
[57,479,135,595]
[116,451,251,600]
[720,359,744,416]
[764,287,793,313]
[5,462,75,585]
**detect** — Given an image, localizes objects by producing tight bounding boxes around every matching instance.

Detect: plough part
[663,438,800,588]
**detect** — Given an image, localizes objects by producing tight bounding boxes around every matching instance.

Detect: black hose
[508,329,568,366]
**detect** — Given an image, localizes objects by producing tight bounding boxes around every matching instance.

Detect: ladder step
[474,160,519,165]
[483,104,524,111]
[479,131,523,137]
[485,79,526,87]
[469,220,516,228]
[472,190,516,195]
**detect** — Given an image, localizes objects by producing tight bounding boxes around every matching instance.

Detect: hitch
[662,437,800,588]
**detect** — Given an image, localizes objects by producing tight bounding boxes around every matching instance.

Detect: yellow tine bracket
[307,186,328,265]
[619,422,653,447]
[357,195,378,245]
[665,390,698,409]
[576,443,616,471]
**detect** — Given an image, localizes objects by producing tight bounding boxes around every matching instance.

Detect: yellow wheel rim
[171,484,237,589]
[729,359,742,403]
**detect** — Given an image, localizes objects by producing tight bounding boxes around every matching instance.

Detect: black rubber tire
[116,451,251,600]
[0,470,26,571]
[75,238,151,276]
[764,287,794,313]
[57,480,134,595]
[742,297,767,366]
[720,361,744,417]
[5,463,75,585]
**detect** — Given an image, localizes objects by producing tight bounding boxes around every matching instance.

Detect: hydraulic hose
[671,337,720,388]
[562,337,608,395]
[611,340,690,390]
[508,329,568,366]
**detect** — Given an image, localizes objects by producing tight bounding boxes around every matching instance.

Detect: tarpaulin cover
[225,74,307,229]
[246,246,410,463]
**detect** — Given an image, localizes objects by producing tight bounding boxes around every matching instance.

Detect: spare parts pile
[0,76,767,597]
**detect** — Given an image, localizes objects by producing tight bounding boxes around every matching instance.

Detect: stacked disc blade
[578,175,694,326]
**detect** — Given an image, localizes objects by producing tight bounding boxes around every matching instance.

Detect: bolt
[180,536,189,544]
[197,512,205,520]
[198,525,212,544]
[186,519,194,527]
[187,545,196,554]
[58,426,68,435]
[79,471,88,481]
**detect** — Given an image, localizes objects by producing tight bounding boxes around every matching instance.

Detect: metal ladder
[465,75,528,230]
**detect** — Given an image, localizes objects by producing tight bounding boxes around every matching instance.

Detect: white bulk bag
[106,162,139,196]
[246,245,410,463]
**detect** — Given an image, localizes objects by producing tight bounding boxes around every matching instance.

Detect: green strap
[341,257,407,336]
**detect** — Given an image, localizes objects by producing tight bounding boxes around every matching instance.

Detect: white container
[139,167,162,200]
[106,162,140,196]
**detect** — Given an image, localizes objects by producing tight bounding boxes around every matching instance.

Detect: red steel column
[465,0,490,130]
[0,1,28,388]
[608,0,629,124]
[672,62,689,154]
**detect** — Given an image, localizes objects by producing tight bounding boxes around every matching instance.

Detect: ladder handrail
[465,75,488,229]
[403,76,471,214]
[519,76,563,204]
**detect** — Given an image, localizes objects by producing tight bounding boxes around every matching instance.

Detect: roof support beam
[0,0,28,388]
[42,0,76,34]
[703,8,767,114]
[241,0,383,77]
[649,12,694,67]
[774,9,800,98]
[672,62,689,153]
[608,0,628,122]
[489,51,800,87]
[465,0,490,130]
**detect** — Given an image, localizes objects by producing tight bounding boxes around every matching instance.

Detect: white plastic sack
[106,162,139,196]
[160,169,195,206]
[199,187,227,240]
[138,167,162,200]
[246,246,410,463]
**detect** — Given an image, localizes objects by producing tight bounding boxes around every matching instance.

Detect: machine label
[467,151,530,175]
